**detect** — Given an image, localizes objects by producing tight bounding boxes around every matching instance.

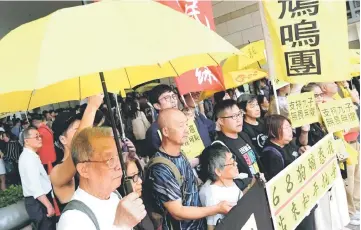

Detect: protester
[11,119,21,139]
[139,95,155,124]
[257,95,269,118]
[268,84,290,117]
[182,91,215,148]
[146,84,179,155]
[213,91,231,105]
[258,79,270,101]
[144,109,233,230]
[19,127,56,230]
[50,95,104,207]
[119,156,154,230]
[239,95,268,154]
[58,127,146,230]
[19,120,30,146]
[296,83,327,147]
[1,131,22,185]
[261,114,314,230]
[213,99,262,178]
[319,82,361,223]
[129,100,151,158]
[0,148,5,191]
[32,114,56,173]
[199,143,243,230]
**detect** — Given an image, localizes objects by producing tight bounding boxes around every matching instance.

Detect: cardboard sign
[318,97,359,133]
[287,92,319,128]
[266,134,340,230]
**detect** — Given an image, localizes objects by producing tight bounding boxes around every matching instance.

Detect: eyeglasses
[25,135,41,140]
[126,172,142,183]
[79,155,120,169]
[220,111,244,120]
[224,155,237,167]
[314,93,324,98]
[159,94,178,103]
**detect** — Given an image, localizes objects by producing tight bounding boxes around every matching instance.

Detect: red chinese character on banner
[159,0,225,95]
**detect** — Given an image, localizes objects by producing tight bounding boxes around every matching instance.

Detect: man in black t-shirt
[213,100,262,178]
[238,95,268,154]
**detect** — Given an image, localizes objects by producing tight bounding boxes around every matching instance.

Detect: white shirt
[199,180,243,226]
[18,147,52,198]
[57,188,131,230]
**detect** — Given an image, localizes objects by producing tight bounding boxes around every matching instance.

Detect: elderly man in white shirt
[19,127,55,230]
[57,127,146,230]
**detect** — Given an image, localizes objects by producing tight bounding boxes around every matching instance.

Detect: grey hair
[206,143,229,182]
[71,127,113,166]
[22,127,37,141]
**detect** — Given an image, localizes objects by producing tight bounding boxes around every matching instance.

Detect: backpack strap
[62,200,100,230]
[147,156,183,186]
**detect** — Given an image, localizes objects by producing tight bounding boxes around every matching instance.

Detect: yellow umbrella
[134,83,161,93]
[237,40,266,69]
[0,0,237,112]
[200,41,267,99]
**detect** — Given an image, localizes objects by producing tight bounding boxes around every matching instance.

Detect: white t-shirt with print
[199,180,243,226]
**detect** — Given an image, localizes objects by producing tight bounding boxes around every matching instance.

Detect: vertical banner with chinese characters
[318,98,359,133]
[287,92,318,128]
[261,0,350,84]
[181,121,205,159]
[266,134,340,230]
[159,0,225,95]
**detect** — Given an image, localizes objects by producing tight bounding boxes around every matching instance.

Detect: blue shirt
[146,151,206,230]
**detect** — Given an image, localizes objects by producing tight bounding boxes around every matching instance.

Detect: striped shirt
[3,141,22,162]
[146,151,206,230]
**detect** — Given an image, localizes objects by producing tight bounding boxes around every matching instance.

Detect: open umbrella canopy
[0,0,237,112]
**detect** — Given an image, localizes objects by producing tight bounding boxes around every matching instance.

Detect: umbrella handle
[99,72,133,195]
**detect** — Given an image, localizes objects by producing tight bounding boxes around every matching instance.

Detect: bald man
[144,109,232,230]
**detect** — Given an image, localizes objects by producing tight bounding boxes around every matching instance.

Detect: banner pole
[259,1,280,115]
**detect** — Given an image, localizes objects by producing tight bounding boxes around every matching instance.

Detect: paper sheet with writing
[265,134,340,230]
[318,97,359,133]
[287,92,319,128]
[181,121,205,159]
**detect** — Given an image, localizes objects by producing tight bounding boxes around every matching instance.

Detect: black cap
[52,112,82,141]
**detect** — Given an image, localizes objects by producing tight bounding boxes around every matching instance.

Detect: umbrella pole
[98,72,133,195]
[113,94,126,140]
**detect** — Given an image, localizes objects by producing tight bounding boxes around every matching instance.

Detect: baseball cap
[52,112,82,141]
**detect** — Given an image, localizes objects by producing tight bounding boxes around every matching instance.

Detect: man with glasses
[146,84,180,155]
[238,95,268,154]
[19,127,56,230]
[58,127,146,230]
[214,100,262,178]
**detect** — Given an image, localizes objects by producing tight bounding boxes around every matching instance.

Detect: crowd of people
[0,77,359,230]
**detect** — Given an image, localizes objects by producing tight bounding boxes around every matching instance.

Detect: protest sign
[181,120,204,159]
[266,134,340,230]
[215,181,273,230]
[287,92,318,128]
[261,1,349,84]
[318,98,359,133]
[157,120,204,159]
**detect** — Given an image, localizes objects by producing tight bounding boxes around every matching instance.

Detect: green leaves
[0,185,23,208]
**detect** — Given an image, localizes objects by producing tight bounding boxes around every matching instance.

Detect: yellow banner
[181,121,205,159]
[261,1,349,84]
[318,98,359,133]
[266,134,339,230]
[286,92,319,128]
